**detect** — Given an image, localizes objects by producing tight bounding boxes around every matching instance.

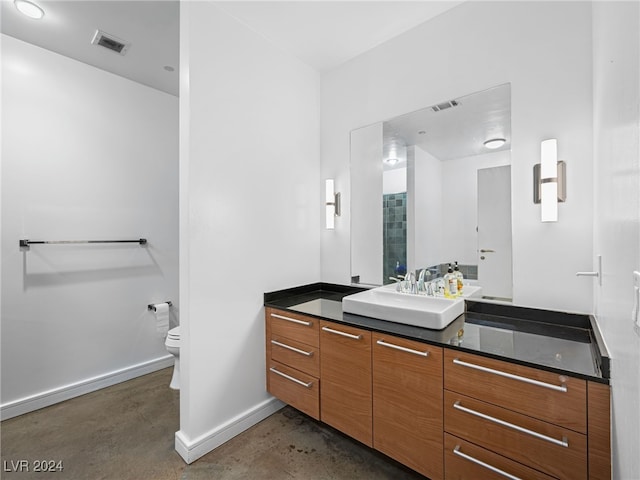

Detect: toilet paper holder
[148,301,173,312]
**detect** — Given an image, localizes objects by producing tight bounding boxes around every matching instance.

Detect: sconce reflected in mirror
[533,138,566,222]
[325,179,341,229]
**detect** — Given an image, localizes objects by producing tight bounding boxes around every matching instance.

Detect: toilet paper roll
[153,302,170,337]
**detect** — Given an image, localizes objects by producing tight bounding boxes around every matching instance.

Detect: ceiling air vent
[91,30,130,55]
[431,99,459,112]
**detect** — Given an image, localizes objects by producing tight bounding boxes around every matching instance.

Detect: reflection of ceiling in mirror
[383,83,511,162]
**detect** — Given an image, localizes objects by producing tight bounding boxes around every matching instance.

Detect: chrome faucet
[426,281,435,296]
[389,276,402,292]
[404,271,417,294]
[417,269,431,294]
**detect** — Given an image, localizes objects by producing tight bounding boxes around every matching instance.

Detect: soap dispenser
[444,264,458,298]
[453,261,464,295]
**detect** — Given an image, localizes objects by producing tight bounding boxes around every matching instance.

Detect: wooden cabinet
[443,349,610,480]
[444,349,587,433]
[264,307,611,480]
[268,360,320,420]
[265,308,320,419]
[372,333,443,480]
[444,434,557,480]
[320,320,372,447]
[587,381,612,480]
[444,390,587,479]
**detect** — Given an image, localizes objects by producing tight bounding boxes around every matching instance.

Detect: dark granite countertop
[264,283,610,384]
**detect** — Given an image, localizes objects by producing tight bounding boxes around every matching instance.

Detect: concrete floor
[1,368,426,480]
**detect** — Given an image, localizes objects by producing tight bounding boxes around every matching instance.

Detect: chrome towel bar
[20,238,147,248]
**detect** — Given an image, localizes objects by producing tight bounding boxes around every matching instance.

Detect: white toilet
[164,326,180,390]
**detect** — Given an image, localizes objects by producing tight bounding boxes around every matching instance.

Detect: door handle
[453,401,569,447]
[321,326,362,340]
[480,249,495,253]
[270,313,312,326]
[453,446,522,480]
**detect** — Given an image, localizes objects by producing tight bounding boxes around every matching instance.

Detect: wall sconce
[325,179,341,229]
[533,138,566,222]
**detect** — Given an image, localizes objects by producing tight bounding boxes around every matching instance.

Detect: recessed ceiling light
[483,138,506,149]
[384,157,399,166]
[14,0,44,19]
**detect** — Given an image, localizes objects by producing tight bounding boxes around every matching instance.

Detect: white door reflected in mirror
[477,165,513,301]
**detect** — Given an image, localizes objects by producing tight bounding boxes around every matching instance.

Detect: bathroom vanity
[264,283,611,480]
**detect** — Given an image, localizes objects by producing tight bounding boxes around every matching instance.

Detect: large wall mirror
[350,83,513,301]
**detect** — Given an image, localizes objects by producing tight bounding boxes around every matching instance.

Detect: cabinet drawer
[444,391,587,480]
[320,321,372,447]
[444,349,586,433]
[445,434,556,480]
[270,334,319,377]
[268,360,319,420]
[373,334,443,480]
[267,308,319,347]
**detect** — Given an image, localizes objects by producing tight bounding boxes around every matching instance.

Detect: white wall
[321,1,594,313]
[350,122,383,285]
[382,167,406,195]
[1,35,179,419]
[440,150,510,266]
[177,2,321,463]
[592,2,640,478]
[409,145,442,269]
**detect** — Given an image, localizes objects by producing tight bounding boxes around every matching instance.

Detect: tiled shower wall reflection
[383,193,407,284]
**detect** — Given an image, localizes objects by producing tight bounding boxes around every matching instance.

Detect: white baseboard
[1,355,174,421]
[175,397,285,464]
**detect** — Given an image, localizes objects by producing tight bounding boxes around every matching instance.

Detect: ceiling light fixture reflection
[384,157,399,166]
[483,138,506,149]
[14,0,45,19]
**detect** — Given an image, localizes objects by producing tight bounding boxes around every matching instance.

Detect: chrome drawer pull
[453,358,568,393]
[271,340,314,357]
[271,313,312,326]
[321,326,362,340]
[453,446,522,480]
[376,339,429,357]
[269,367,313,388]
[453,401,569,448]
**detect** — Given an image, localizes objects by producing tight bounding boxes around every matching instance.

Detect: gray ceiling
[1,0,508,160]
[0,1,463,97]
[1,1,180,96]
[383,83,511,164]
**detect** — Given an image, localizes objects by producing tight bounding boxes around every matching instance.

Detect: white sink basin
[459,284,483,298]
[342,284,466,330]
